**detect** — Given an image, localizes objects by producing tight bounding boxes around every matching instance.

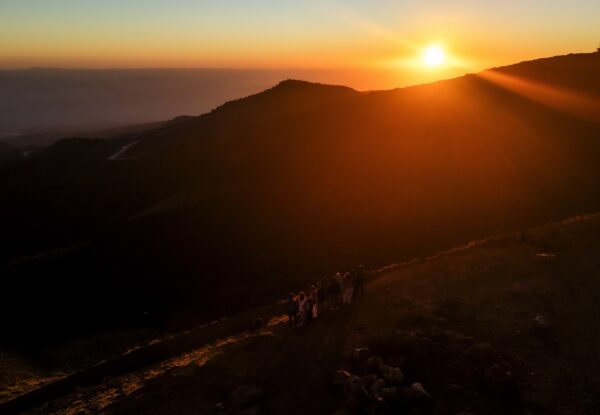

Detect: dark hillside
[1,53,600,350]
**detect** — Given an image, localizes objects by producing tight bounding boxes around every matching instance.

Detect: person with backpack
[309,285,319,320]
[287,293,298,327]
[297,292,308,326]
[329,274,342,310]
[342,272,354,304]
[353,265,365,298]
[306,290,313,324]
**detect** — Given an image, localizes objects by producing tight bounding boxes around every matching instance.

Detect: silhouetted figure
[287,293,298,327]
[353,265,365,298]
[306,290,314,324]
[309,285,319,320]
[329,273,342,310]
[298,292,308,326]
[342,273,354,304]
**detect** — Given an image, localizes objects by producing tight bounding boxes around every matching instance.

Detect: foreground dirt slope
[349,213,600,414]
[22,213,600,415]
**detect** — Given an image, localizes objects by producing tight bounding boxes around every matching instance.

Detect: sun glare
[422,45,446,67]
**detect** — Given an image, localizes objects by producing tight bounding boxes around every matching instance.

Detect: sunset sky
[1,0,599,89]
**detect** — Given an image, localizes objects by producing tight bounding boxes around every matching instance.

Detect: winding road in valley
[108,138,143,161]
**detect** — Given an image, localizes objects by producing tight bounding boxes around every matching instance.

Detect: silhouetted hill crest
[211,78,356,112]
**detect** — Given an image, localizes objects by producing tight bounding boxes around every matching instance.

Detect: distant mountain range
[1,52,599,347]
[0,68,372,143]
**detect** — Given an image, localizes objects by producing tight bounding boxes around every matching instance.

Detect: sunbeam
[478,70,600,122]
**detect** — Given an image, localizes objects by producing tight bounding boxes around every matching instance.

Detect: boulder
[380,387,401,402]
[362,374,379,385]
[353,347,373,363]
[231,384,263,407]
[370,378,386,398]
[344,375,368,401]
[532,314,551,330]
[334,369,353,385]
[380,365,403,385]
[402,382,432,403]
[363,397,390,415]
[365,356,384,372]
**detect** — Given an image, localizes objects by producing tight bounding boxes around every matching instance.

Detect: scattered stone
[362,373,379,385]
[231,384,263,407]
[370,378,386,398]
[363,397,390,415]
[402,382,432,403]
[344,375,368,401]
[380,387,401,402]
[334,370,353,385]
[213,401,227,410]
[353,347,372,363]
[380,365,403,385]
[532,314,551,330]
[365,356,384,372]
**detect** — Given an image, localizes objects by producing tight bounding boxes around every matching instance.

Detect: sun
[422,45,446,67]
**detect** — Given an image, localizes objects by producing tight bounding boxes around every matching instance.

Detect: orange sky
[1,1,598,89]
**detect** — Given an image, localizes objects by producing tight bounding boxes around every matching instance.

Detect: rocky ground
[340,214,600,415]
[7,213,600,415]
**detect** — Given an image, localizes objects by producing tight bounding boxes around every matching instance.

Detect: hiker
[297,291,308,326]
[287,292,298,327]
[309,285,319,320]
[318,280,328,313]
[329,273,342,310]
[342,273,354,304]
[353,265,365,298]
[306,289,314,324]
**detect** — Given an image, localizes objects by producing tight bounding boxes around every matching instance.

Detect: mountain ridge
[1,51,600,357]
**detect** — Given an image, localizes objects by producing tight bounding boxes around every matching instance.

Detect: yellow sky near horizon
[1,1,598,89]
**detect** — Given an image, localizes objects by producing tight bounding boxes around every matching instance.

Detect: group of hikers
[286,265,366,327]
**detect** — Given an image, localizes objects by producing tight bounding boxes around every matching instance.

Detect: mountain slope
[1,52,600,348]
[11,213,600,415]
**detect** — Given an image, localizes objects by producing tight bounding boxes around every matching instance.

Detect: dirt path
[11,299,361,415]
[260,304,360,415]
[101,303,362,415]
